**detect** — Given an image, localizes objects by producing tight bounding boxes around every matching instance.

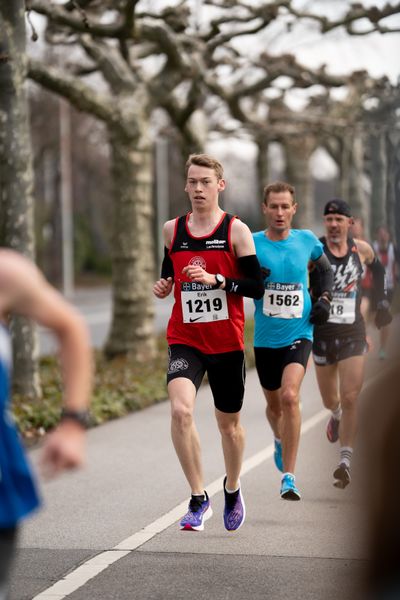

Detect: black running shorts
[167,344,245,413]
[254,339,312,392]
[312,336,368,366]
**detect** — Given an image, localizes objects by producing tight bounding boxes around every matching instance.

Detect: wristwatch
[213,273,225,289]
[60,408,91,429]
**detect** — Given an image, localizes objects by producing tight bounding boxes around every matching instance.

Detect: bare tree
[26,0,400,363]
[0,1,41,398]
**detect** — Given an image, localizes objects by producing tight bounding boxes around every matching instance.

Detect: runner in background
[372,225,398,360]
[253,181,333,501]
[349,217,373,323]
[311,200,392,489]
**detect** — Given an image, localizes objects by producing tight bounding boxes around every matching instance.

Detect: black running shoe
[333,463,351,489]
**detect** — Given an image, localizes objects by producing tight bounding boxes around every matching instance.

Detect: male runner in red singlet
[153,154,264,532]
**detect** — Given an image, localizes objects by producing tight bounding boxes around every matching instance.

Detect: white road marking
[32,408,328,599]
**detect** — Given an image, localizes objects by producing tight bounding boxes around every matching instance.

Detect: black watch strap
[60,408,91,429]
[212,273,224,289]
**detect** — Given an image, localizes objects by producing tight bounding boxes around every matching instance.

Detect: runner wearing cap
[310,199,392,488]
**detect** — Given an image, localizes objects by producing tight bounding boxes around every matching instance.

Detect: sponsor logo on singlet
[205,239,227,249]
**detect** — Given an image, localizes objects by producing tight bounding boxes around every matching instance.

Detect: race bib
[181,282,229,323]
[328,292,356,324]
[263,283,303,319]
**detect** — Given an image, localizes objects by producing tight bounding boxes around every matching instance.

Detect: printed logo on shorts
[168,358,189,374]
[313,354,327,365]
[289,340,301,351]
[188,256,206,270]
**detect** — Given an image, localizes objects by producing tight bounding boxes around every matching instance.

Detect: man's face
[262,191,296,233]
[185,165,225,210]
[377,227,390,246]
[324,213,350,244]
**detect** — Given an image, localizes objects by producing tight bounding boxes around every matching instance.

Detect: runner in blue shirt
[0,249,92,599]
[253,181,333,500]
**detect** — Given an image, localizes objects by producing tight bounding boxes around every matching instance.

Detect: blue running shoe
[180,492,212,531]
[223,476,246,531]
[274,439,283,472]
[280,474,301,501]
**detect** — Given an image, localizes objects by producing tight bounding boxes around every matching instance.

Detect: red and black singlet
[167,212,244,354]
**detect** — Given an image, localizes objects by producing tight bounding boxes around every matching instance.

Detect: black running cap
[324,199,352,218]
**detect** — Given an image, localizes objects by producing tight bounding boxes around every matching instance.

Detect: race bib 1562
[263,282,303,319]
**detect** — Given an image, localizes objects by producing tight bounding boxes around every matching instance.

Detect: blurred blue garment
[0,325,40,528]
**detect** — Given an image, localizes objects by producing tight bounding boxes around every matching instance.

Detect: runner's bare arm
[354,239,375,266]
[230,219,256,257]
[355,240,392,328]
[0,249,92,476]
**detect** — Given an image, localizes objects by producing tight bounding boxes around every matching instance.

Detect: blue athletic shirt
[0,325,40,528]
[253,229,323,348]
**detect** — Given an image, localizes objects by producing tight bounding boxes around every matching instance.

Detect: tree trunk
[0,1,41,398]
[104,128,156,361]
[386,127,400,257]
[369,129,387,236]
[255,134,269,203]
[348,127,368,232]
[283,134,315,229]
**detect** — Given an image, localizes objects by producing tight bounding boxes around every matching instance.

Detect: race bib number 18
[263,282,303,319]
[181,282,229,323]
[328,292,356,324]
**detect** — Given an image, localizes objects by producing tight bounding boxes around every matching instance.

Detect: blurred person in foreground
[310,200,392,490]
[0,249,92,600]
[359,351,400,600]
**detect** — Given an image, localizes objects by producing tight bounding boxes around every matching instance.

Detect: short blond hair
[185,154,224,180]
[263,181,295,204]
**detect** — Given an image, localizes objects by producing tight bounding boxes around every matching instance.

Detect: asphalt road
[9,361,376,600]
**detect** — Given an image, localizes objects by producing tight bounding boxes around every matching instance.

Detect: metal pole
[59,97,74,298]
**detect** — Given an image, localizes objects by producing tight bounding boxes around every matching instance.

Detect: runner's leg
[215,409,245,491]
[279,362,306,474]
[262,388,282,439]
[315,362,340,413]
[168,377,204,495]
[337,354,365,448]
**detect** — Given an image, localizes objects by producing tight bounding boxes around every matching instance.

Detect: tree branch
[28,0,123,37]
[28,58,116,125]
[285,2,400,35]
[80,35,138,93]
